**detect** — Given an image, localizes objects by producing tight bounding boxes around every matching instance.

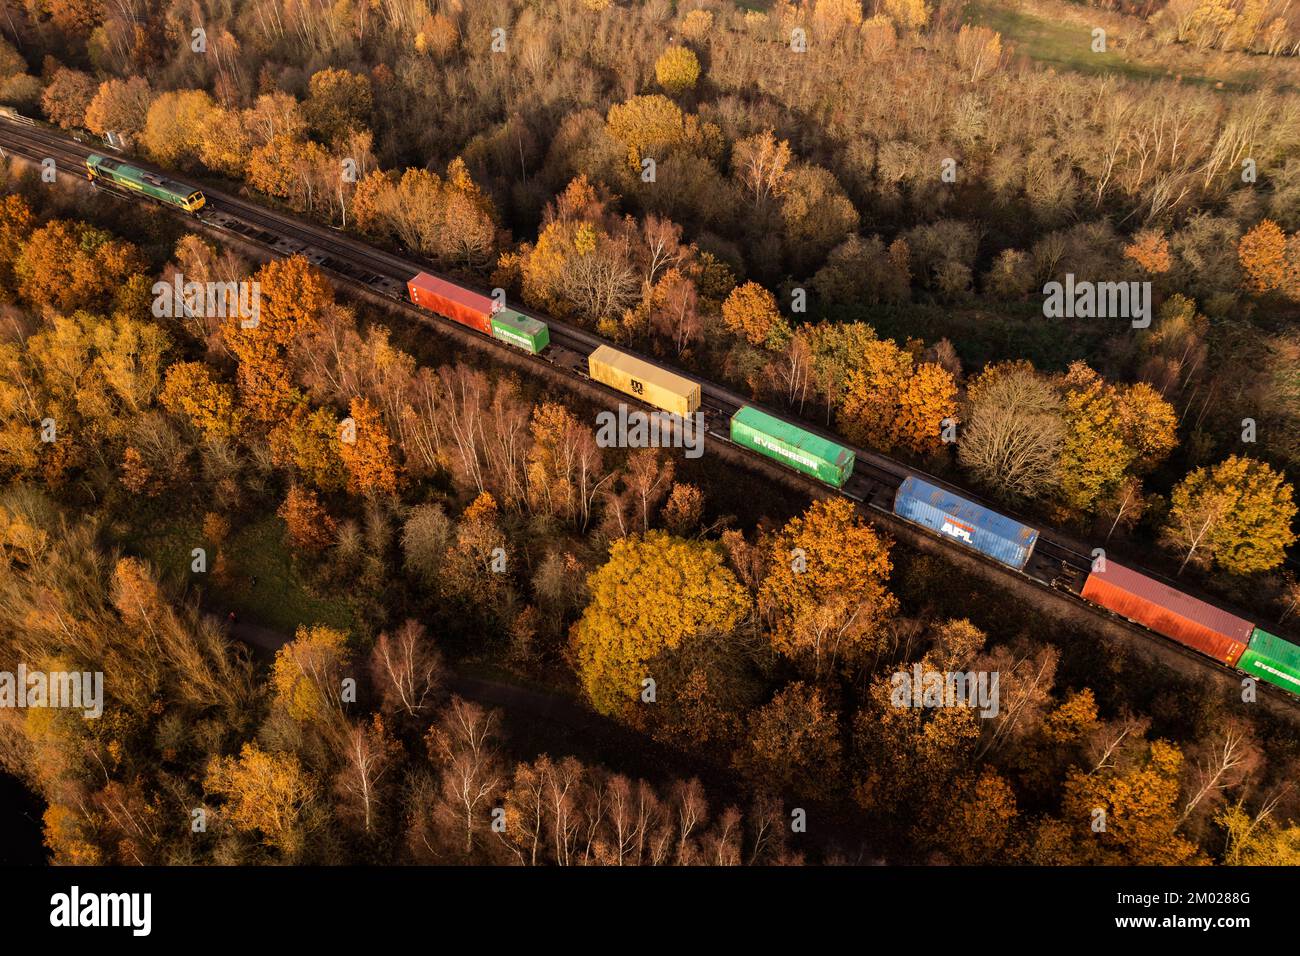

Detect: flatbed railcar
[85,154,205,213]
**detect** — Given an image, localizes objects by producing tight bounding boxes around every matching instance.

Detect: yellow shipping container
[587,345,701,416]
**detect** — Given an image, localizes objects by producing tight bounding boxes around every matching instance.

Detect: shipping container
[407,272,495,334]
[730,405,854,488]
[893,476,1039,570]
[1238,627,1300,694]
[490,309,550,353]
[587,345,700,416]
[1081,561,1251,666]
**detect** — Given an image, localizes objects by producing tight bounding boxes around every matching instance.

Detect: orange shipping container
[407,272,495,334]
[1082,560,1251,666]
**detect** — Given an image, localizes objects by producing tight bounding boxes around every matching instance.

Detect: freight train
[398,265,1300,701]
[7,118,1289,707]
[85,154,206,213]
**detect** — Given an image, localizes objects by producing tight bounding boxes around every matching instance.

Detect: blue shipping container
[893,476,1039,570]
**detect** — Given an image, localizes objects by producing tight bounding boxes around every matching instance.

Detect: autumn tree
[339,397,398,496]
[1124,228,1173,275]
[731,130,794,207]
[759,498,898,677]
[420,697,506,862]
[606,94,687,169]
[16,221,144,313]
[334,715,400,836]
[353,161,497,271]
[303,68,373,144]
[780,165,860,274]
[954,24,1002,81]
[271,624,352,756]
[1163,455,1297,574]
[959,362,1063,501]
[515,178,639,324]
[1218,804,1300,865]
[1056,363,1177,515]
[883,0,932,31]
[680,9,714,42]
[526,400,608,527]
[655,45,701,95]
[838,338,957,455]
[269,406,348,492]
[370,620,444,720]
[222,256,331,423]
[159,362,241,441]
[205,743,321,860]
[572,531,750,716]
[661,482,705,536]
[734,682,843,801]
[40,68,97,129]
[930,769,1018,863]
[84,76,153,143]
[721,281,787,348]
[278,485,337,553]
[853,671,981,833]
[0,193,35,290]
[813,234,911,307]
[142,89,215,167]
[1238,219,1288,295]
[1030,738,1201,865]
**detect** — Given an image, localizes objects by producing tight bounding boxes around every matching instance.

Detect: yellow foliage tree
[882,0,931,31]
[838,338,956,454]
[1238,219,1288,295]
[573,531,750,716]
[1163,455,1297,574]
[1053,739,1202,865]
[205,743,318,858]
[141,89,215,167]
[606,94,685,169]
[159,361,241,441]
[721,280,787,348]
[271,624,351,724]
[339,396,398,496]
[759,498,898,675]
[655,46,701,96]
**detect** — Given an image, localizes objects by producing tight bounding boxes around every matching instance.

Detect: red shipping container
[1082,560,1251,666]
[407,272,494,334]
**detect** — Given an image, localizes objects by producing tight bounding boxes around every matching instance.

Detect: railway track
[4,117,1296,713]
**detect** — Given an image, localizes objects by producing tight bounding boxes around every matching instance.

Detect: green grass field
[126,511,355,637]
[963,1,1265,92]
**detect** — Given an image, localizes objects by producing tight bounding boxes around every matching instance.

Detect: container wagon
[1237,627,1300,694]
[730,405,854,488]
[1081,561,1252,666]
[893,476,1039,570]
[490,308,549,354]
[85,154,205,213]
[587,345,700,416]
[407,272,495,334]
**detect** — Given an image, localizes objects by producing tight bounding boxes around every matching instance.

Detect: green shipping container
[1238,627,1300,695]
[490,309,549,353]
[730,405,854,488]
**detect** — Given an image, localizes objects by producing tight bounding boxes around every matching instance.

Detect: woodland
[0,0,1296,864]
